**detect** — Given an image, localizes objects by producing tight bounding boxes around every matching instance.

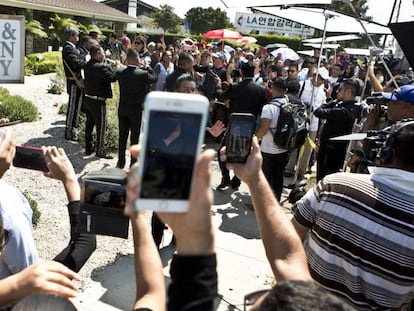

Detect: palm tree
[49,14,79,46]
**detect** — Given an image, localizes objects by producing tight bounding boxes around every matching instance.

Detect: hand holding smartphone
[13,146,49,172]
[225,113,256,163]
[135,91,209,213]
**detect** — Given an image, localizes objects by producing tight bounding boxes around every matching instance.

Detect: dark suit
[218,78,268,187]
[62,41,85,140]
[83,59,117,156]
[220,77,267,118]
[314,100,357,181]
[115,65,157,168]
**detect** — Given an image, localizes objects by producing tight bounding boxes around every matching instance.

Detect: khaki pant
[286,130,318,176]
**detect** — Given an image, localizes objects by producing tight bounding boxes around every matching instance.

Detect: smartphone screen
[140,111,202,200]
[83,180,126,210]
[225,113,255,163]
[13,146,49,172]
[136,91,209,212]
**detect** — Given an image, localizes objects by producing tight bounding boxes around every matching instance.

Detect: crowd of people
[1,26,414,310]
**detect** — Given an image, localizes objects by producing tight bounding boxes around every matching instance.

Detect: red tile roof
[1,0,137,23]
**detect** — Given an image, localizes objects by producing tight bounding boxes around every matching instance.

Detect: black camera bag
[79,168,129,239]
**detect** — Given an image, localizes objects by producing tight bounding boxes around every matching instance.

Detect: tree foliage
[328,0,370,20]
[25,20,48,39]
[49,14,80,45]
[151,5,181,33]
[185,7,232,34]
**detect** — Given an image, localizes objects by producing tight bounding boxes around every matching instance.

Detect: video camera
[362,129,389,164]
[359,92,388,120]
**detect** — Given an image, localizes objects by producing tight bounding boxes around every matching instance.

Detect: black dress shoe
[96,153,113,159]
[65,135,77,142]
[231,177,241,190]
[116,161,125,169]
[216,179,230,191]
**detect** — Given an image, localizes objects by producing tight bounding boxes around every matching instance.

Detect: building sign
[0,15,25,83]
[235,12,314,37]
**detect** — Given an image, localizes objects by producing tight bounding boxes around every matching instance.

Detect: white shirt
[260,98,289,154]
[0,181,38,279]
[300,79,326,131]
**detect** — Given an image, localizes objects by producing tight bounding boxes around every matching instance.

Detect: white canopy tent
[303,43,340,49]
[297,50,315,56]
[344,48,371,56]
[302,34,361,43]
[249,6,392,35]
[222,0,332,7]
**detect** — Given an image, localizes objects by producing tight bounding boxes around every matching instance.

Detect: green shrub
[47,81,64,94]
[58,103,67,115]
[25,51,62,75]
[0,87,10,101]
[23,191,41,226]
[0,95,39,122]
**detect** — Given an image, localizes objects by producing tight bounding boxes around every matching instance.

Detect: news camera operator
[292,119,414,310]
[355,85,414,171]
[313,78,361,181]
[83,44,119,159]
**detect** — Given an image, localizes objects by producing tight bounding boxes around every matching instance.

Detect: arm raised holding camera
[125,146,166,311]
[127,145,217,311]
[42,146,96,272]
[221,137,311,282]
[0,129,15,178]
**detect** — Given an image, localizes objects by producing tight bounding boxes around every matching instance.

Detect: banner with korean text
[235,12,314,37]
[0,15,25,83]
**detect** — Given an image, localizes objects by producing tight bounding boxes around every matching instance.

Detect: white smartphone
[135,91,209,213]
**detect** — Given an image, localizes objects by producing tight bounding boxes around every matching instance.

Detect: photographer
[313,78,360,181]
[0,133,95,306]
[363,85,414,131]
[292,119,414,309]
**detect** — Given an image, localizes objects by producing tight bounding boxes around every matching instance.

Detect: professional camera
[360,92,388,119]
[362,130,388,164]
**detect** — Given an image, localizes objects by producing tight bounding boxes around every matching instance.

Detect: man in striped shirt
[292,119,414,310]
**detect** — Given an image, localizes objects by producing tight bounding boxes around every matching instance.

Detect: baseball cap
[211,52,226,62]
[382,85,414,105]
[315,67,329,80]
[245,52,255,60]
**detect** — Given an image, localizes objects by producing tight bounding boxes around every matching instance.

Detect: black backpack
[270,97,309,150]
